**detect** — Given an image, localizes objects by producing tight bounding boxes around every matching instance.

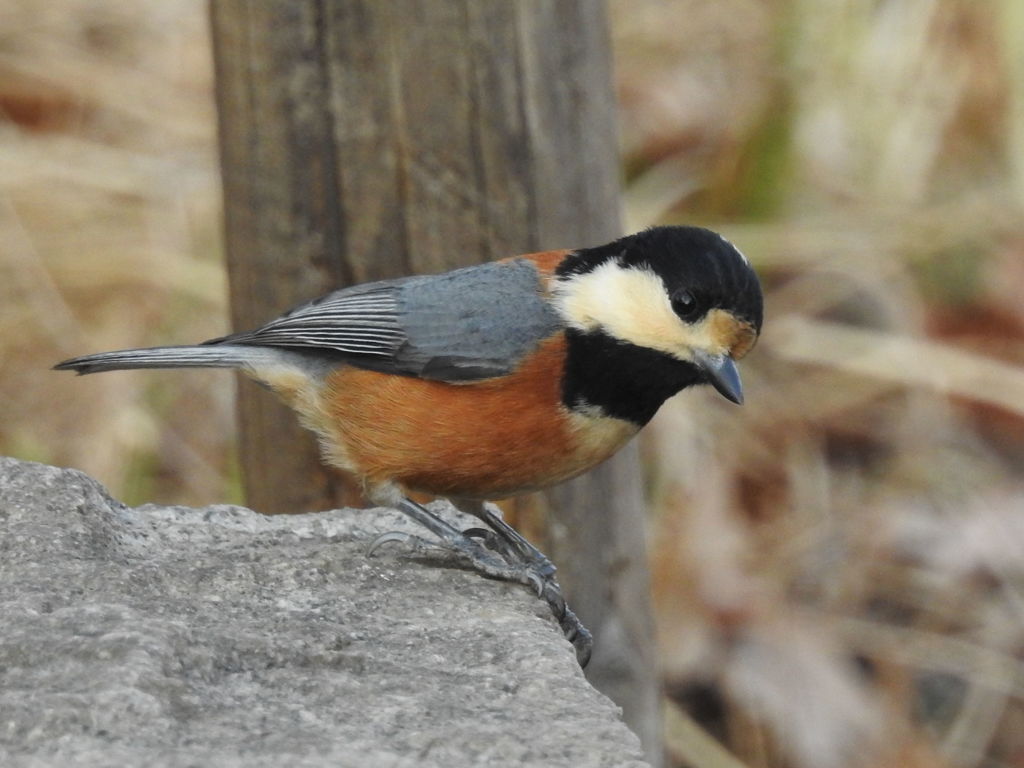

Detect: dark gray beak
[693,351,744,405]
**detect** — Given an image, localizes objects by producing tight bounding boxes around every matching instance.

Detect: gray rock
[0,457,649,767]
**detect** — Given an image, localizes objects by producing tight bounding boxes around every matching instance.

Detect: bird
[55,225,764,666]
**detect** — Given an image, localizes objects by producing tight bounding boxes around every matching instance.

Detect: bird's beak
[692,350,744,405]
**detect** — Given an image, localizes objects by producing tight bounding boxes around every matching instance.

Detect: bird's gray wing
[209,279,410,360]
[209,259,564,382]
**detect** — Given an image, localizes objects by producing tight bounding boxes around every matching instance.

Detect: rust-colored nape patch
[508,249,573,280]
[706,309,760,360]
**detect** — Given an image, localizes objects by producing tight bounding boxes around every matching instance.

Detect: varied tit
[55,225,764,665]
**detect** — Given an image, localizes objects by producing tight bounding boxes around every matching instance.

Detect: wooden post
[209,2,661,762]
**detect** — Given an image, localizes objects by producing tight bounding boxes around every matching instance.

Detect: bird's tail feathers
[53,344,281,375]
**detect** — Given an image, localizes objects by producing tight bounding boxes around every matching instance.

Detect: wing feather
[205,260,564,382]
[209,283,407,359]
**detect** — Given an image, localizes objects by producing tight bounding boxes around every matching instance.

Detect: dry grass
[0,0,231,502]
[616,1,1024,766]
[3,1,1024,766]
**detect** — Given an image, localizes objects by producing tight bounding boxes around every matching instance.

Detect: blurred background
[3,1,1024,766]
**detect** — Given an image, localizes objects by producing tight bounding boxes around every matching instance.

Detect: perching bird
[55,225,763,666]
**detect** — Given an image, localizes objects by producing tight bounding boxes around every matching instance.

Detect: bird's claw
[367,530,451,558]
[536,577,591,666]
[376,498,593,666]
[367,530,411,556]
[525,571,545,597]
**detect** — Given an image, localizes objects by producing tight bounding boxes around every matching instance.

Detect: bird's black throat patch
[561,328,705,426]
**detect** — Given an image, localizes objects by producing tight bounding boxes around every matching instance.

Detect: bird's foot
[368,498,592,667]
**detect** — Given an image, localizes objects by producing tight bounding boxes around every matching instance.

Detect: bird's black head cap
[555,225,763,335]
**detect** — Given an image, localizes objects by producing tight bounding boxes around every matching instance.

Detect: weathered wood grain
[210,2,660,760]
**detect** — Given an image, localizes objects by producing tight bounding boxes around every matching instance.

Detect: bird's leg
[464,503,592,666]
[370,498,541,588]
[368,497,592,667]
[470,505,556,578]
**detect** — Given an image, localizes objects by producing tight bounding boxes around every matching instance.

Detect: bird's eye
[671,290,702,320]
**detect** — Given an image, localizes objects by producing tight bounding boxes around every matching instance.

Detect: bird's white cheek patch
[554,263,725,361]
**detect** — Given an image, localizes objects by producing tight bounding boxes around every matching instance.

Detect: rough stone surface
[0,457,649,767]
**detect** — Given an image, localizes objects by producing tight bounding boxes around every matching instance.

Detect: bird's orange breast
[319,333,636,499]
